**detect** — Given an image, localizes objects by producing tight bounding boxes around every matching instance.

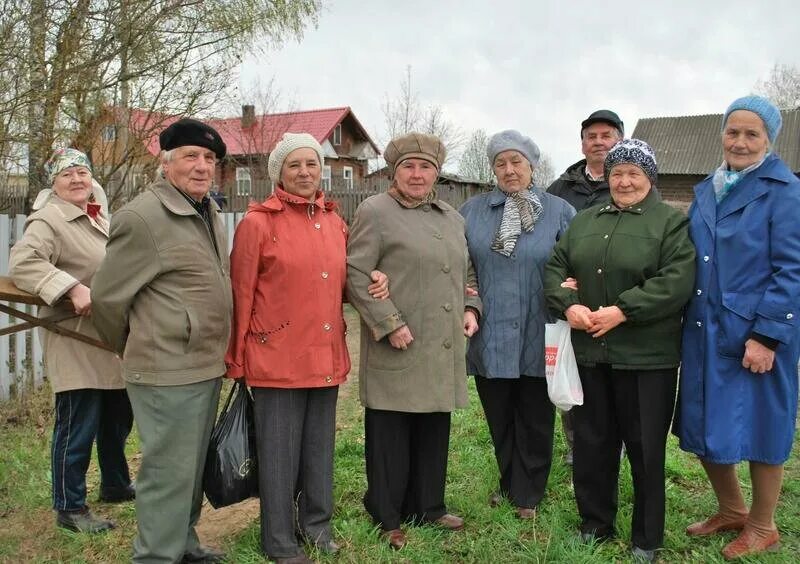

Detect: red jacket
[225,187,350,388]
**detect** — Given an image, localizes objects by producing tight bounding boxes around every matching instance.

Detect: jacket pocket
[717,292,760,358]
[185,306,201,353]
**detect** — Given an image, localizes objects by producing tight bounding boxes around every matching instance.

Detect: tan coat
[347,192,479,413]
[9,197,123,393]
[92,178,232,386]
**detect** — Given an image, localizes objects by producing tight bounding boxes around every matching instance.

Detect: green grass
[1,309,798,562]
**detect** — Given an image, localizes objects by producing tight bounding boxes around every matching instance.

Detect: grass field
[1,306,798,563]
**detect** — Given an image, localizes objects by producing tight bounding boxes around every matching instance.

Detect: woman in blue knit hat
[675,95,800,560]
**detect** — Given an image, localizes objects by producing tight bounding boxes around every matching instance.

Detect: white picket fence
[0,211,245,402]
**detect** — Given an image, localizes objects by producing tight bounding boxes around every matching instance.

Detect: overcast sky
[238,0,800,175]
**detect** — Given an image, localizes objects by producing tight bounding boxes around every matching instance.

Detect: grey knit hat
[604,139,658,185]
[486,130,540,167]
[268,132,325,182]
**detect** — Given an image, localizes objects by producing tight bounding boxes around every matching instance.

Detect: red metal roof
[127,106,378,157]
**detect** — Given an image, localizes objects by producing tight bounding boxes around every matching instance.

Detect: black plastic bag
[203,380,259,508]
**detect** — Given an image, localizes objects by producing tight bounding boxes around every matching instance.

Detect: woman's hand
[463,310,479,337]
[742,339,775,374]
[368,270,390,300]
[586,306,626,338]
[388,325,414,350]
[67,283,92,316]
[565,304,593,330]
[561,277,578,291]
[465,286,479,297]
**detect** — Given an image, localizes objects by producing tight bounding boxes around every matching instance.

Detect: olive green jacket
[544,190,696,369]
[346,192,481,413]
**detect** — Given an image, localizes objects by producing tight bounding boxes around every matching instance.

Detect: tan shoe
[433,513,464,531]
[516,507,536,520]
[686,513,748,536]
[381,528,407,550]
[721,527,780,560]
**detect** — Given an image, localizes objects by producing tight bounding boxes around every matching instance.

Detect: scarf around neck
[491,184,543,256]
[713,153,768,203]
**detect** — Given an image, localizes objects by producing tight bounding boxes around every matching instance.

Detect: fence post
[0,215,10,400]
[13,217,26,389]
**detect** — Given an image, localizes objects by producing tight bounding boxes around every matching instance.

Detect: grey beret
[486,130,540,167]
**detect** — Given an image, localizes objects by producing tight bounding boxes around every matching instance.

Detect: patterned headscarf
[603,139,658,185]
[44,148,92,185]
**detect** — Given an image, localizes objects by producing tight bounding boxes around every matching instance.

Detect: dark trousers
[572,364,677,550]
[252,386,339,559]
[474,375,555,508]
[51,388,133,511]
[363,408,451,530]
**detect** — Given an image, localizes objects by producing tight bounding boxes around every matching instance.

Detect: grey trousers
[127,378,222,564]
[252,386,339,559]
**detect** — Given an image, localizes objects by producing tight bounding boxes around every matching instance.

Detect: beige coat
[347,192,480,413]
[92,178,232,386]
[9,197,123,393]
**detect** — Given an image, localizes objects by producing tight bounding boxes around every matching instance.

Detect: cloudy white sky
[238,0,800,174]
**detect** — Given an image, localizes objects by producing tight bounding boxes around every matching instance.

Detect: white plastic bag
[544,320,583,411]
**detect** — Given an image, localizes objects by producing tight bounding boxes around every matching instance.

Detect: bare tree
[381,65,462,164]
[1,0,321,212]
[458,129,494,183]
[532,153,555,187]
[754,63,800,109]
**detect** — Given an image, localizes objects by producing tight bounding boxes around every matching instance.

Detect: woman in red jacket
[226,132,387,563]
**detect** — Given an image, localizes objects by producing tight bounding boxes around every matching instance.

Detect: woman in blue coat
[460,130,575,519]
[676,96,800,560]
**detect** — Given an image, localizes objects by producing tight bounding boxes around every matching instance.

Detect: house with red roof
[95,105,380,211]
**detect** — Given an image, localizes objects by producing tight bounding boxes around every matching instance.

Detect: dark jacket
[544,189,696,369]
[546,159,610,211]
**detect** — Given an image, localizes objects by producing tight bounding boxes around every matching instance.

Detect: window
[333,124,342,146]
[321,165,332,191]
[236,167,251,196]
[342,166,353,190]
[101,125,116,142]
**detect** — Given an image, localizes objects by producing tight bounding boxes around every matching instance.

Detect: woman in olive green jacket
[347,132,481,550]
[544,139,695,562]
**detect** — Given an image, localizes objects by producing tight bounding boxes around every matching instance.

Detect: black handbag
[203,380,259,508]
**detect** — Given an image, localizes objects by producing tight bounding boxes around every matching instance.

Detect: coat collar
[595,186,659,216]
[47,195,109,235]
[716,153,790,221]
[254,186,336,213]
[149,177,222,216]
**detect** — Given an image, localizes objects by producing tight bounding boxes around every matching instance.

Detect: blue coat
[676,153,800,464]
[460,188,575,379]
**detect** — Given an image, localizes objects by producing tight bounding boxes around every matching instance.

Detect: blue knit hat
[722,95,782,143]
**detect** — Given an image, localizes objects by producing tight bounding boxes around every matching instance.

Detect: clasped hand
[565,304,626,338]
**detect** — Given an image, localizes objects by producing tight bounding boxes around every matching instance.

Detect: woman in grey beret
[459,130,575,519]
[347,132,482,550]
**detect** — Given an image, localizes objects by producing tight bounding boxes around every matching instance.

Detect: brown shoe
[721,527,780,560]
[433,513,464,531]
[516,507,536,520]
[686,513,748,536]
[381,528,406,550]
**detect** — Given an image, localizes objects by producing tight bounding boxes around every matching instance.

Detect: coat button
[433,232,443,239]
[696,289,702,295]
[323,322,332,331]
[696,321,702,327]
[442,265,451,273]
[597,268,603,274]
[603,234,609,239]
[443,303,453,312]
[703,255,710,262]
[325,376,332,383]
[134,373,141,380]
[423,204,431,212]
[314,223,321,229]
[443,340,452,349]
[787,313,794,320]
[322,271,329,279]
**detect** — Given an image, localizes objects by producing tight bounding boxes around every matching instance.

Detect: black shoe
[182,544,226,563]
[580,530,614,544]
[632,546,657,562]
[56,508,115,533]
[312,539,340,554]
[99,482,136,503]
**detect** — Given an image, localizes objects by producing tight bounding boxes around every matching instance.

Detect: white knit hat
[268,132,325,183]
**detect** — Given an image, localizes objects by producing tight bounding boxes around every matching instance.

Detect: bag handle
[219,380,244,416]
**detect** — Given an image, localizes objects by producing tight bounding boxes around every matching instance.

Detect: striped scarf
[491,185,543,256]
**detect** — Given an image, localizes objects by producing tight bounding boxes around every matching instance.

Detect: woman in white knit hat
[225,132,388,563]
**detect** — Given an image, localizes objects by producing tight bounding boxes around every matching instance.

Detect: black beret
[159,118,227,159]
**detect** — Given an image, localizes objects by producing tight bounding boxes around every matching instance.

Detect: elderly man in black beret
[92,118,230,563]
